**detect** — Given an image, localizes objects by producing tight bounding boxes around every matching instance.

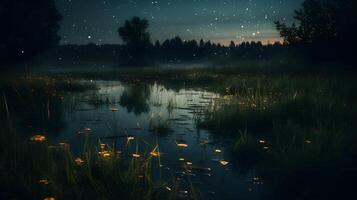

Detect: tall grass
[199,73,357,199]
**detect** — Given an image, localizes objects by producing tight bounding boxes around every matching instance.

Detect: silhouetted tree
[275,0,357,59]
[0,0,62,64]
[118,17,152,65]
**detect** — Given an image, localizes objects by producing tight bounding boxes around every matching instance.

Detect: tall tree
[275,0,357,46]
[118,17,151,65]
[0,0,62,64]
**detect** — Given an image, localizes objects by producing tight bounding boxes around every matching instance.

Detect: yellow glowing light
[219,160,229,166]
[30,135,46,142]
[215,149,222,153]
[110,108,119,112]
[177,143,188,148]
[74,157,84,166]
[99,151,111,158]
[150,151,160,157]
[132,153,141,158]
[38,179,49,185]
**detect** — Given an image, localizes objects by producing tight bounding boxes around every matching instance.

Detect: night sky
[56,0,303,46]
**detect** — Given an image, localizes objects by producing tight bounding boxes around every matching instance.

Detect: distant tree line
[46,17,287,65]
[46,39,286,65]
[1,0,356,67]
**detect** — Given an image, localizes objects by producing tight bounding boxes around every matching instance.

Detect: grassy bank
[194,68,357,199]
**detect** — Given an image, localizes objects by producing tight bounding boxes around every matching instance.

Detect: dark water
[36,80,268,199]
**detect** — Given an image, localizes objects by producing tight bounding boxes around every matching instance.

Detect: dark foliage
[118,17,152,66]
[275,0,357,60]
[49,39,287,65]
[0,0,62,64]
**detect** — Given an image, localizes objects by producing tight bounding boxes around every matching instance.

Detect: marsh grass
[1,63,357,199]
[198,73,357,199]
[0,118,168,199]
[0,75,168,200]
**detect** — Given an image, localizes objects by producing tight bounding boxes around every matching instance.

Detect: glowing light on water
[150,151,160,157]
[110,107,118,112]
[219,160,229,166]
[99,151,111,158]
[30,135,46,142]
[74,157,84,166]
[177,143,188,148]
[132,153,141,158]
[38,179,49,185]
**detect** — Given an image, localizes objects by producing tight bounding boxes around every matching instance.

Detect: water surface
[31,80,269,199]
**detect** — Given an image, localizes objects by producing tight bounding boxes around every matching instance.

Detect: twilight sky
[56,0,303,45]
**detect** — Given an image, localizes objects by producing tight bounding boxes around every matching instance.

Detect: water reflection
[5,79,268,200]
[119,83,151,115]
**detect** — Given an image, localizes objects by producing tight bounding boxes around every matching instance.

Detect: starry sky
[56,0,303,46]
